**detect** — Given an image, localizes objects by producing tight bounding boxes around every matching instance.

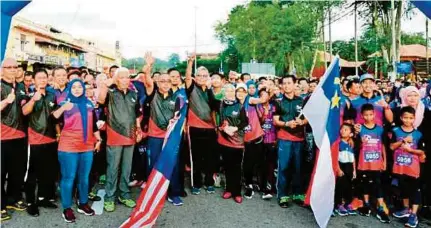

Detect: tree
[215,2,327,75]
[167,53,180,67]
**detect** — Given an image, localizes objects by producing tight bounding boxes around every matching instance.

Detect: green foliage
[176,57,222,76]
[215,2,326,75]
[167,53,181,67]
[121,57,170,73]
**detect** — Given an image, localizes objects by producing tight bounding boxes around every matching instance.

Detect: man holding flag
[303,57,341,228]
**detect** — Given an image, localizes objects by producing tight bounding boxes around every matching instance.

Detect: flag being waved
[303,57,341,228]
[120,101,188,228]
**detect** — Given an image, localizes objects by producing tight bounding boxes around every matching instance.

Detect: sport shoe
[336,204,348,216]
[358,204,371,216]
[350,198,363,210]
[222,191,232,199]
[167,196,183,206]
[88,192,101,201]
[376,207,390,223]
[26,204,39,217]
[293,194,305,204]
[234,196,243,204]
[206,186,215,194]
[118,197,136,208]
[345,204,357,215]
[78,203,95,216]
[191,187,201,195]
[393,207,410,218]
[62,208,76,223]
[244,185,254,199]
[128,180,138,187]
[1,210,11,221]
[104,201,116,212]
[279,196,290,208]
[213,174,221,188]
[6,201,27,211]
[262,193,273,200]
[38,199,58,208]
[405,214,418,228]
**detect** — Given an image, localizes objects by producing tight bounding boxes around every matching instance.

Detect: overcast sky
[17,0,431,60]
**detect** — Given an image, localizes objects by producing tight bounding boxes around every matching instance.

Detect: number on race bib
[396,154,413,166]
[262,123,272,130]
[364,151,380,162]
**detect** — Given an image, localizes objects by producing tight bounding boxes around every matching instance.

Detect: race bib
[396,154,413,166]
[262,121,272,130]
[364,151,380,162]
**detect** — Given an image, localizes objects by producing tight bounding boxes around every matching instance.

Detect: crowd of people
[1,53,431,228]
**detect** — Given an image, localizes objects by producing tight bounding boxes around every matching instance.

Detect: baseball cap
[235,83,247,92]
[359,73,375,83]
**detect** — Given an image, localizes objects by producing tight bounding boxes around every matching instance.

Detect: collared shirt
[187,81,218,129]
[24,90,57,145]
[217,100,248,149]
[274,94,304,141]
[147,88,178,138]
[1,79,26,140]
[105,86,141,146]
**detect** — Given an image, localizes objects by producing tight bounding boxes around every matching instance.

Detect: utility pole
[329,6,332,63]
[391,0,397,82]
[354,2,358,76]
[323,10,327,70]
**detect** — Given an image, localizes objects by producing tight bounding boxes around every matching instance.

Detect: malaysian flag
[120,101,188,228]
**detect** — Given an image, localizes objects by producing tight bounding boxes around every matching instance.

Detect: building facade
[4,17,119,72]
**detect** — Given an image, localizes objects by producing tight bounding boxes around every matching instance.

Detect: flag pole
[391,0,397,82]
[329,6,333,63]
[194,6,197,73]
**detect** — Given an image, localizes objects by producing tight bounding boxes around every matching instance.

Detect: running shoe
[6,201,27,211]
[206,186,215,194]
[168,197,184,206]
[104,201,115,212]
[128,180,138,187]
[118,197,136,208]
[262,192,273,200]
[336,204,348,216]
[376,207,390,223]
[393,207,411,218]
[234,196,243,204]
[26,204,39,217]
[62,208,76,223]
[358,204,371,216]
[191,187,201,195]
[77,204,95,216]
[345,204,357,215]
[38,199,58,208]
[88,192,101,202]
[293,194,305,204]
[222,191,232,199]
[278,196,290,208]
[405,214,418,228]
[1,210,11,221]
[244,184,254,199]
[350,198,363,210]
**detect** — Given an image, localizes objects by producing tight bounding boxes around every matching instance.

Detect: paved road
[3,186,431,228]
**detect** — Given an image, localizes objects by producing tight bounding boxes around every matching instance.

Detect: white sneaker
[128,180,138,187]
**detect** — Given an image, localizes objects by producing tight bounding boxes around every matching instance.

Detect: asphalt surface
[3,186,431,228]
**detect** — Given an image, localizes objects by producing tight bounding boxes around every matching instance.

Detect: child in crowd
[391,107,426,228]
[356,104,390,223]
[334,123,357,216]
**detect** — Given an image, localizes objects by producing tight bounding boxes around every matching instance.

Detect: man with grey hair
[98,67,142,212]
[185,55,219,195]
[1,58,28,221]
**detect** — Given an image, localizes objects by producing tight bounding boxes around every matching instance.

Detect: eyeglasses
[196,74,209,78]
[2,66,18,69]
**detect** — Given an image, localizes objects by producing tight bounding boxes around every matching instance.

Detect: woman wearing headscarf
[53,79,102,223]
[392,86,425,128]
[218,83,248,204]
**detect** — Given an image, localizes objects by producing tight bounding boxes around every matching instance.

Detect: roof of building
[318,51,365,68]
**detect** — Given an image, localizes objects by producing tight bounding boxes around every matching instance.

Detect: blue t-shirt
[339,140,355,163]
[350,95,385,126]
